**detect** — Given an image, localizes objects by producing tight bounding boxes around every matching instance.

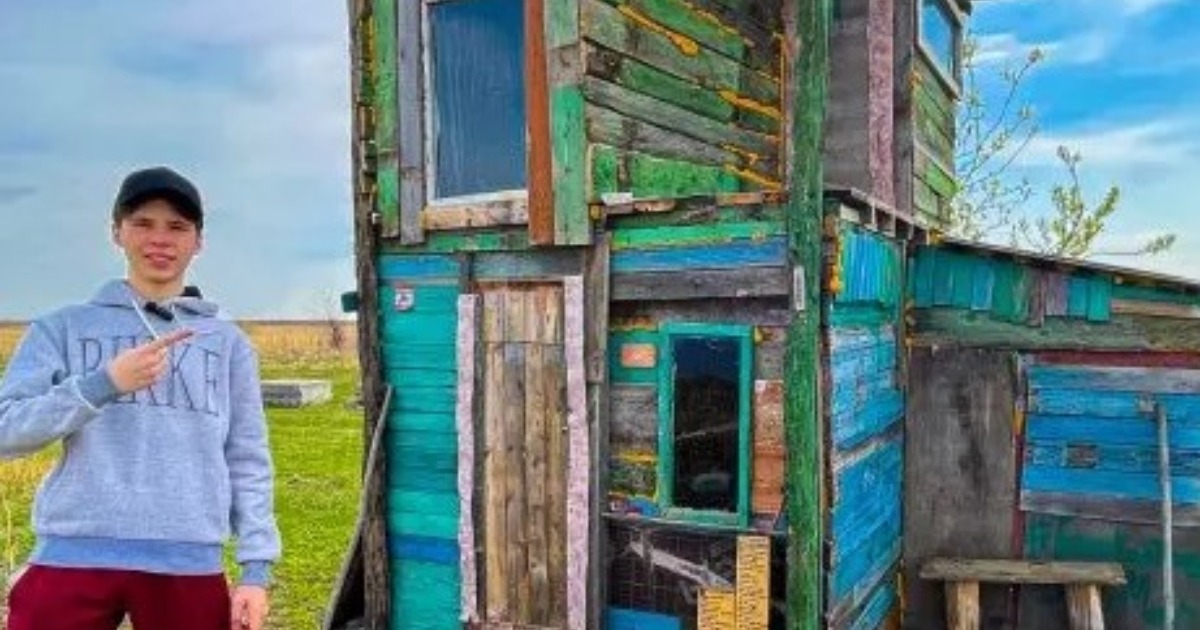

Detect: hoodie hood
[90,279,223,317]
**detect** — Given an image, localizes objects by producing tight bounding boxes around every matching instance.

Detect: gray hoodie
[0,280,281,585]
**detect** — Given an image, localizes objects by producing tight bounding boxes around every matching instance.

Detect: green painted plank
[920,156,958,200]
[602,0,748,60]
[609,204,785,229]
[612,220,784,250]
[1112,282,1200,306]
[382,343,458,372]
[610,329,660,384]
[547,0,580,48]
[829,304,892,329]
[381,316,457,347]
[581,0,778,105]
[381,229,531,254]
[551,86,591,245]
[373,0,400,238]
[590,144,742,200]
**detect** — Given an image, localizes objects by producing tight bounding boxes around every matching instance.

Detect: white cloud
[1016,119,1200,170]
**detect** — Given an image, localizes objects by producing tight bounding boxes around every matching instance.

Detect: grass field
[0,321,364,629]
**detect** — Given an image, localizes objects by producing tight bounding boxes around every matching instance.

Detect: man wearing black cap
[1,167,281,630]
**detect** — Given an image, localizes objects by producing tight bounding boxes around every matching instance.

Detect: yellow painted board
[736,536,771,629]
[697,588,736,630]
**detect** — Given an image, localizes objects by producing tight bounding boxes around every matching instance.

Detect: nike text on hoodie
[0,280,281,586]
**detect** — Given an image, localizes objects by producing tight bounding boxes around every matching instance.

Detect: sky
[0,1,1196,319]
[0,1,353,320]
[970,0,1200,278]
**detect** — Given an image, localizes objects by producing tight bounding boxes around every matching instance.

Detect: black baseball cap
[112,166,204,229]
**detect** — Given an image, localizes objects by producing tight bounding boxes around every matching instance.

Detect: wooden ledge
[920,558,1127,586]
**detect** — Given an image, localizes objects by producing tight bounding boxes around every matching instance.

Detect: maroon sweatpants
[6,565,230,630]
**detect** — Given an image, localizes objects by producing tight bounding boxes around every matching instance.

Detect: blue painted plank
[971,257,994,311]
[1026,415,1200,448]
[609,237,788,273]
[1025,442,1200,476]
[379,254,461,280]
[391,534,459,565]
[832,439,903,505]
[830,342,898,384]
[832,488,900,565]
[1067,276,1091,318]
[607,608,683,630]
[830,325,896,353]
[832,389,904,450]
[1029,389,1200,419]
[1087,275,1113,322]
[1029,365,1200,395]
[830,370,899,419]
[846,581,897,630]
[1022,466,1200,503]
[831,520,901,601]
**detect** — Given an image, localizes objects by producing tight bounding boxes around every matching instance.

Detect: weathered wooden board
[735,536,770,629]
[612,266,790,301]
[902,347,1018,630]
[697,588,736,630]
[920,558,1126,585]
[752,380,785,516]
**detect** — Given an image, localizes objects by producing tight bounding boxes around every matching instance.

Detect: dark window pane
[672,336,741,513]
[430,0,527,198]
[921,0,958,79]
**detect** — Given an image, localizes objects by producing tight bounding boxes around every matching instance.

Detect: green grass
[1,361,365,630]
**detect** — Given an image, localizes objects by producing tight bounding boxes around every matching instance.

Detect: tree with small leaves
[950,35,1175,259]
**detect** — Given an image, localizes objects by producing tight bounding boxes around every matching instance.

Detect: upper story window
[426,0,527,202]
[920,0,962,87]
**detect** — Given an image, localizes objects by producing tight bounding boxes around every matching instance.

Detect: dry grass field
[1,320,363,629]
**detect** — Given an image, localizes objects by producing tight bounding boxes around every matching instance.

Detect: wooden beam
[526,0,555,245]
[583,237,611,629]
[547,0,589,245]
[373,0,401,240]
[612,266,792,301]
[396,0,424,243]
[921,558,1126,586]
[563,277,590,630]
[456,295,481,624]
[783,0,828,629]
[422,198,530,231]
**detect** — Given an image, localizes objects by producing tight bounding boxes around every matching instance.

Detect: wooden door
[477,282,570,628]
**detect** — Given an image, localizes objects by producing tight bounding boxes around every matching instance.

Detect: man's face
[113,199,203,290]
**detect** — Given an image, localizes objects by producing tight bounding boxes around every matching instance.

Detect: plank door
[477,282,572,628]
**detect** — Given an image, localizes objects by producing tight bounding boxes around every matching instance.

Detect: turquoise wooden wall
[824,223,905,629]
[379,254,462,630]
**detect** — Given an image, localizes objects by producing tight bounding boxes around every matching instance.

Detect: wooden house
[328,0,976,628]
[904,239,1200,629]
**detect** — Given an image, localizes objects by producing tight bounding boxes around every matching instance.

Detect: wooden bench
[920,558,1127,630]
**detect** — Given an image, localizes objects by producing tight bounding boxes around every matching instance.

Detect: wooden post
[784,0,831,629]
[1065,584,1105,630]
[1158,403,1176,630]
[584,236,611,629]
[944,581,979,630]
[525,0,554,245]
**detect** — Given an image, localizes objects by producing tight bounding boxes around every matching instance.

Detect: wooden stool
[920,558,1127,630]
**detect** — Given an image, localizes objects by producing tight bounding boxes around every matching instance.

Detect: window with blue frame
[427,0,527,200]
[657,324,753,527]
[921,0,961,86]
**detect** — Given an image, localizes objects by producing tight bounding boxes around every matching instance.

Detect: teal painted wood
[387,411,456,433]
[1087,275,1113,322]
[379,254,461,281]
[828,303,892,329]
[1113,283,1200,306]
[836,226,903,306]
[610,236,788,273]
[381,315,457,347]
[390,509,459,539]
[389,464,458,493]
[655,322,754,528]
[607,608,682,630]
[392,535,458,565]
[1067,276,1090,317]
[392,388,457,414]
[378,284,460,313]
[932,248,955,307]
[391,559,461,629]
[845,579,896,630]
[386,367,457,390]
[471,249,583,280]
[382,343,458,371]
[913,247,934,307]
[388,490,460,516]
[386,443,458,473]
[971,256,994,311]
[609,329,659,384]
[1024,513,1200,629]
[392,429,458,452]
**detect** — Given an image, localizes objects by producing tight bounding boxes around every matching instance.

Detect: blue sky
[971,0,1200,277]
[0,1,1195,319]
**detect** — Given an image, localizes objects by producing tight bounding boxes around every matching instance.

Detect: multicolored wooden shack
[904,238,1200,629]
[324,0,1011,628]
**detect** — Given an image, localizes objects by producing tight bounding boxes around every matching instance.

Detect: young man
[0,167,281,630]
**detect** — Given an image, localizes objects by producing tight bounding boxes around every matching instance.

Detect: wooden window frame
[917,0,964,98]
[656,322,754,529]
[421,0,531,218]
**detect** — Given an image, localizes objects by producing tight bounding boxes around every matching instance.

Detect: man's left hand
[231,585,270,630]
